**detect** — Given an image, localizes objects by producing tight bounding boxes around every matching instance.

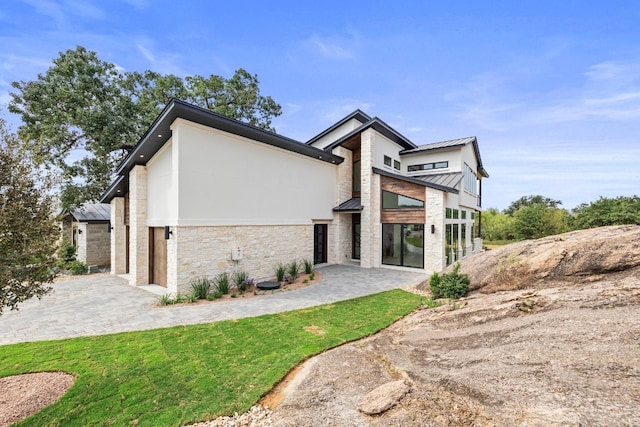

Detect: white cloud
[135,43,185,75]
[302,32,360,60]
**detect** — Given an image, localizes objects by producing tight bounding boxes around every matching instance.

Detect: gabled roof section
[372,167,459,194]
[101,99,344,203]
[401,136,489,178]
[324,117,417,152]
[62,203,111,222]
[306,109,371,146]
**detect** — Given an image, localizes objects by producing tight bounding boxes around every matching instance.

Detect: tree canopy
[571,196,640,229]
[9,46,282,208]
[503,195,562,216]
[0,118,58,315]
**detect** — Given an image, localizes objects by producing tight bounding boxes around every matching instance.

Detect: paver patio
[0,264,425,346]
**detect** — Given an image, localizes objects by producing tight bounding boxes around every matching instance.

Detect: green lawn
[484,239,516,250]
[1,289,426,427]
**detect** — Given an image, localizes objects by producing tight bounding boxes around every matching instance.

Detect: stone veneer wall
[359,129,375,268]
[171,224,314,294]
[79,223,111,267]
[129,165,148,286]
[110,197,126,274]
[424,187,445,273]
[330,146,354,263]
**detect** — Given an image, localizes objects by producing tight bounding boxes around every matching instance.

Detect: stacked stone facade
[110,197,126,274]
[169,224,314,294]
[129,165,148,286]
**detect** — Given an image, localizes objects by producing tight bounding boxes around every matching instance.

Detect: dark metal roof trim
[306,109,371,146]
[400,136,489,178]
[333,197,363,212]
[324,117,417,153]
[99,175,127,203]
[372,167,459,194]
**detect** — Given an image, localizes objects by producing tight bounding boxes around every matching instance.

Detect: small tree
[0,118,58,315]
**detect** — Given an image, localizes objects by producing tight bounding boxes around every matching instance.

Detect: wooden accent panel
[380,175,425,224]
[381,175,425,201]
[149,227,167,287]
[124,192,130,226]
[381,210,425,224]
[352,145,361,162]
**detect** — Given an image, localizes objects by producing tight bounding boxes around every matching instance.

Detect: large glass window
[353,160,361,193]
[464,163,478,194]
[446,224,459,266]
[382,191,424,209]
[382,224,424,268]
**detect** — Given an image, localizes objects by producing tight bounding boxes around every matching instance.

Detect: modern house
[101,99,488,294]
[59,202,111,268]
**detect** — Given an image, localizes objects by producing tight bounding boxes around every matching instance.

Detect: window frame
[382,190,424,209]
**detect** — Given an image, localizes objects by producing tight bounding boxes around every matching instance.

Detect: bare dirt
[264,225,640,426]
[5,226,640,426]
[0,372,74,427]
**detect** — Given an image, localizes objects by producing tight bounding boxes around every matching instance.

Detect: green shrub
[58,240,77,264]
[173,293,187,304]
[157,294,173,306]
[287,259,300,281]
[186,293,198,303]
[233,270,248,288]
[309,272,315,281]
[429,263,469,299]
[189,276,212,300]
[275,263,287,282]
[214,272,230,295]
[303,258,314,274]
[67,260,87,275]
[207,291,223,300]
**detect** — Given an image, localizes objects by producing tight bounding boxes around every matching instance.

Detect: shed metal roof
[372,167,458,194]
[63,203,111,222]
[333,198,363,212]
[412,172,464,189]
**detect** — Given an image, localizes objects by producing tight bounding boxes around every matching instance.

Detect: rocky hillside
[446,224,640,293]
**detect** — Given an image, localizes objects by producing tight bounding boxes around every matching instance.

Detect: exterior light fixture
[431,224,435,234]
[78,229,83,235]
[164,226,172,240]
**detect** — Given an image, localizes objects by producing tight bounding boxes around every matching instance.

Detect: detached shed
[60,203,111,268]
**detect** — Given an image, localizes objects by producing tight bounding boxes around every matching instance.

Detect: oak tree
[9,46,282,208]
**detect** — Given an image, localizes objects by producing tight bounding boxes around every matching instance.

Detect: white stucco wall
[171,119,336,225]
[147,139,177,226]
[372,133,405,172]
[402,148,459,176]
[308,118,366,150]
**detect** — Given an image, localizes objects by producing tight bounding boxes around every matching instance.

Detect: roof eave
[372,167,459,194]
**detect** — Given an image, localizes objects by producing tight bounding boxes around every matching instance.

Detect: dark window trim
[407,161,449,172]
[382,190,425,209]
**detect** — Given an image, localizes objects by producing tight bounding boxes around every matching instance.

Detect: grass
[484,239,516,250]
[0,289,427,427]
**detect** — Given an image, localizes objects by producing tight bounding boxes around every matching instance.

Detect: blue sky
[1,1,639,210]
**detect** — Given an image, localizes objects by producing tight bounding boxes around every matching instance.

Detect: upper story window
[382,190,424,209]
[407,161,448,172]
[393,160,401,171]
[464,163,478,194]
[353,160,361,193]
[384,155,392,167]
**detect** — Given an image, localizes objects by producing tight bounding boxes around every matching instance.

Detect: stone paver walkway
[0,265,425,346]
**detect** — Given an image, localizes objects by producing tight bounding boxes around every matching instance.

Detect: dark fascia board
[100,175,127,203]
[101,99,344,202]
[324,117,417,153]
[400,136,489,178]
[372,167,459,194]
[117,99,343,176]
[306,109,371,146]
